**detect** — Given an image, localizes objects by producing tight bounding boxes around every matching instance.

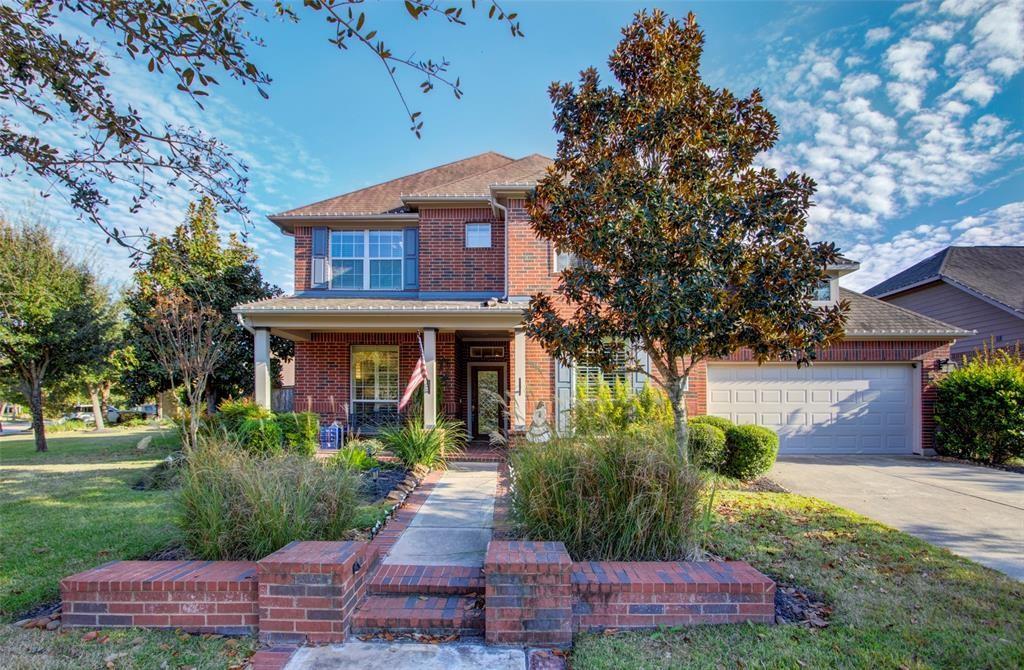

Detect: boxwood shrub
[237,417,284,457]
[935,348,1024,464]
[721,424,779,480]
[277,411,320,458]
[689,415,735,433]
[686,421,727,471]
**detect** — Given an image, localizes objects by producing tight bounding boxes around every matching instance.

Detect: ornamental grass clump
[510,430,705,561]
[380,416,466,469]
[178,434,359,560]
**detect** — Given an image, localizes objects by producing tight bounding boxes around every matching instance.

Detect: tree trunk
[28,380,47,452]
[667,375,690,466]
[89,385,105,430]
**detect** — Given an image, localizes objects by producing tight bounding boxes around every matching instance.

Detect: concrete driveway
[770,456,1024,581]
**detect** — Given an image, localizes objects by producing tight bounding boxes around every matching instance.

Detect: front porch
[235,298,532,440]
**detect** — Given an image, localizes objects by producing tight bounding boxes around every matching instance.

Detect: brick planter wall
[571,561,775,631]
[60,561,258,634]
[256,540,374,644]
[485,541,574,647]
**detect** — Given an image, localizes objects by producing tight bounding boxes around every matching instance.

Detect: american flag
[399,334,429,411]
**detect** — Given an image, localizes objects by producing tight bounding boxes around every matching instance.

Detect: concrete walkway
[771,455,1024,580]
[285,642,524,670]
[383,462,497,567]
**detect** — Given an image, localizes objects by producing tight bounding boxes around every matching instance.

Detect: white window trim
[550,243,577,275]
[811,276,839,307]
[330,229,403,291]
[350,345,400,416]
[465,222,492,249]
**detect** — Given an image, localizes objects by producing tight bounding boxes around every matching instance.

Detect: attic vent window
[469,346,504,360]
[466,223,492,248]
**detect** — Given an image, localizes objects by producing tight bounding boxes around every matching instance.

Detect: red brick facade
[419,207,504,293]
[286,197,954,452]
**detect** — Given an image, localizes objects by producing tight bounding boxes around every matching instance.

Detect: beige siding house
[865,246,1024,359]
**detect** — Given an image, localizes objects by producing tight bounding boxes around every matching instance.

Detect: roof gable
[865,246,1024,316]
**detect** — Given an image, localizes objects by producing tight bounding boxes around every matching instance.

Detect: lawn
[0,427,181,619]
[573,489,1024,669]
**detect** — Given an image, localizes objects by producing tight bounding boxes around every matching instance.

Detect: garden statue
[526,401,552,443]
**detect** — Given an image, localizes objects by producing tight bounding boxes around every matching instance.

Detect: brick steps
[368,564,484,596]
[351,594,484,637]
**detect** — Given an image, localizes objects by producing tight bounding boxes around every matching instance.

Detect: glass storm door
[470,366,504,440]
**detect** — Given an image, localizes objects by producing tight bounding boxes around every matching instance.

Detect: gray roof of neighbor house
[838,288,972,338]
[864,246,1024,316]
[234,291,971,339]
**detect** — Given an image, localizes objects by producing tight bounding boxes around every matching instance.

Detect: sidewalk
[383,462,498,567]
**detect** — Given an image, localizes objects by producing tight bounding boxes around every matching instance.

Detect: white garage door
[706,363,916,454]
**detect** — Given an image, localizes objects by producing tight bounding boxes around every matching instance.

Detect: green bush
[721,424,779,480]
[277,411,320,457]
[217,398,271,433]
[689,415,735,433]
[687,421,727,471]
[47,419,88,433]
[237,417,283,457]
[328,444,379,472]
[572,379,673,435]
[935,348,1024,464]
[510,431,705,561]
[178,436,360,560]
[380,416,466,468]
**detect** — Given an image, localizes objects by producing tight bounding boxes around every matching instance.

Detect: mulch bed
[359,466,409,503]
[728,477,790,493]
[774,584,832,627]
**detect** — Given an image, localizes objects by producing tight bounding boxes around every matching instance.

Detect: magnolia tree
[525,11,848,464]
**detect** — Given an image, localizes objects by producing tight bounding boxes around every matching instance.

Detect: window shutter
[555,358,573,435]
[311,227,329,289]
[631,345,650,394]
[403,228,419,290]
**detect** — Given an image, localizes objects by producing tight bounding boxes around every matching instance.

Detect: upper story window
[465,223,492,248]
[553,245,578,273]
[330,230,403,290]
[813,279,833,303]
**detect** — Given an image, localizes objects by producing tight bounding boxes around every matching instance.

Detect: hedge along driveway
[0,427,180,619]
[770,455,1024,580]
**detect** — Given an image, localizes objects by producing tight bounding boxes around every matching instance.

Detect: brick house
[234,152,970,455]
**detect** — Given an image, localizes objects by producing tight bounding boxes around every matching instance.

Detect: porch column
[513,327,527,430]
[423,328,438,428]
[254,327,271,409]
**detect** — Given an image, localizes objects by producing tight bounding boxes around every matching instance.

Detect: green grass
[0,624,258,669]
[572,489,1024,669]
[0,428,181,620]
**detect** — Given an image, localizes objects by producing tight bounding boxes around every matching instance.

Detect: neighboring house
[233,152,970,455]
[865,246,1024,360]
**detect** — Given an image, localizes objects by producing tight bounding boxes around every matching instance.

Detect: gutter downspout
[490,193,509,300]
[236,313,255,335]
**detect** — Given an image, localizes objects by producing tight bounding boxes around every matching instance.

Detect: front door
[470,365,505,440]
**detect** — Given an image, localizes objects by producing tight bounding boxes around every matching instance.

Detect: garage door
[706,363,915,454]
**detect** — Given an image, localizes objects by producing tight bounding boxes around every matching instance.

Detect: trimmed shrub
[573,379,673,435]
[277,411,320,457]
[178,436,360,560]
[687,421,727,471]
[237,417,283,457]
[217,398,271,434]
[722,425,779,480]
[510,431,706,561]
[380,416,466,469]
[935,348,1024,464]
[689,415,735,433]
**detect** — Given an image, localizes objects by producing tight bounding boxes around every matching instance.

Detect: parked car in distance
[131,404,158,419]
[64,405,96,423]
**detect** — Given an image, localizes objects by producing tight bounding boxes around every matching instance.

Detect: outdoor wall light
[936,358,956,373]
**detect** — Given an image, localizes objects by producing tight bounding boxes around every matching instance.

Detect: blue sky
[2,0,1022,292]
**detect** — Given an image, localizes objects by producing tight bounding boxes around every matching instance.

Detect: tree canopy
[524,11,848,462]
[122,197,290,407]
[0,217,117,451]
[1,0,523,247]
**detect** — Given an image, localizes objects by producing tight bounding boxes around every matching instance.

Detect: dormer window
[813,279,833,303]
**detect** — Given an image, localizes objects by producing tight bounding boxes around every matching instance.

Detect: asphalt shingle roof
[410,154,552,197]
[234,291,969,338]
[271,152,514,218]
[864,246,1024,316]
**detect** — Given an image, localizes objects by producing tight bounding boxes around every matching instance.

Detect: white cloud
[947,68,999,104]
[845,200,1024,290]
[840,73,882,96]
[866,27,893,46]
[885,38,937,83]
[886,81,926,113]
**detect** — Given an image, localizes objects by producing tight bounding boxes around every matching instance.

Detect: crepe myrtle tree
[524,11,848,464]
